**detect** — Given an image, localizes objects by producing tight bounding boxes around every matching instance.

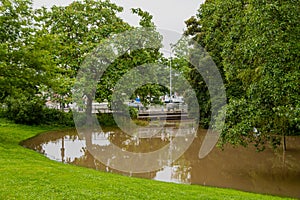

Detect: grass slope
[0,118,293,199]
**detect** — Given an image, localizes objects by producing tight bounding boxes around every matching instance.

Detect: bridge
[138,111,189,120]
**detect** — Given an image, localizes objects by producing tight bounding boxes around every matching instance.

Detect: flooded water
[22,125,300,198]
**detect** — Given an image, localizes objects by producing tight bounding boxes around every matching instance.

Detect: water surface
[22,126,300,198]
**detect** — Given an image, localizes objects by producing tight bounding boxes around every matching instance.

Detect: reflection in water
[22,126,300,198]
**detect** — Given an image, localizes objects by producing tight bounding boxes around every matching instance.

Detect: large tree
[35,0,131,109]
[0,0,58,124]
[184,1,244,127]
[72,7,164,125]
[0,0,53,100]
[186,0,300,150]
[96,8,165,106]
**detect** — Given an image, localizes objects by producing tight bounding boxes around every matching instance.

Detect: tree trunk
[86,94,93,126]
[282,134,286,152]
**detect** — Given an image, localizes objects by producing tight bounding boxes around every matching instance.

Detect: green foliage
[0,0,167,126]
[0,0,55,102]
[0,0,65,125]
[3,93,74,126]
[131,8,155,28]
[96,113,117,127]
[42,108,74,126]
[4,94,45,125]
[129,107,138,119]
[184,0,245,128]
[35,0,130,108]
[186,0,300,149]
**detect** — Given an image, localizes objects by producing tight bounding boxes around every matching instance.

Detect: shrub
[129,107,138,119]
[96,113,117,127]
[4,95,45,125]
[42,108,74,126]
[4,94,74,126]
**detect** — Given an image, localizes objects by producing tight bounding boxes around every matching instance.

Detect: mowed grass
[0,118,294,200]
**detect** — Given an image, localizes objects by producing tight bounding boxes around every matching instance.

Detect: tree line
[0,0,164,125]
[0,0,299,150]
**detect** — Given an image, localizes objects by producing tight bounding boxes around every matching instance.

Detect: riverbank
[0,118,293,199]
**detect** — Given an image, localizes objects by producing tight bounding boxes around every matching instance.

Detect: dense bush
[3,95,74,126]
[4,95,45,125]
[42,108,74,126]
[96,113,117,127]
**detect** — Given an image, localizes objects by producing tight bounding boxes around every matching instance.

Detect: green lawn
[0,118,294,199]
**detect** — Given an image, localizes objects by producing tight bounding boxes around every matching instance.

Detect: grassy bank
[0,118,293,199]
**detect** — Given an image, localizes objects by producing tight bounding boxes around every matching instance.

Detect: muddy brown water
[22,126,300,198]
